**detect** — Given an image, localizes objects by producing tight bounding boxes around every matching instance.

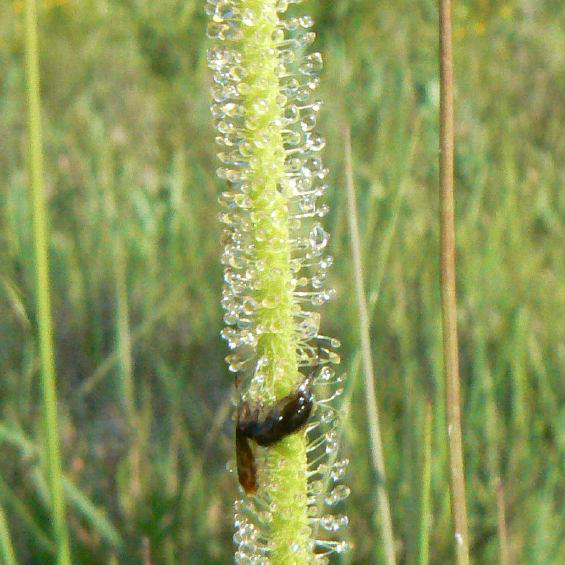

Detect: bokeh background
[2,0,565,564]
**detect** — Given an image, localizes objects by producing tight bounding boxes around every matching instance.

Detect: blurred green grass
[1,0,565,564]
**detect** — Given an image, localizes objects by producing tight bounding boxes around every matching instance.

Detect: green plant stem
[241,1,310,563]
[0,472,56,554]
[418,402,433,565]
[344,127,397,565]
[100,145,142,510]
[438,1,471,564]
[0,502,18,565]
[24,2,72,565]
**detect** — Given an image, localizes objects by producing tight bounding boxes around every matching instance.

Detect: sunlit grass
[1,1,565,564]
[23,0,72,564]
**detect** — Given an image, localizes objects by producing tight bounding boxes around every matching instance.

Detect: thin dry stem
[438,1,471,564]
[344,127,397,565]
[496,479,512,565]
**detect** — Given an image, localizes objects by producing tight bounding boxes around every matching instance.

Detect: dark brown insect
[235,425,258,495]
[235,382,314,494]
[239,384,314,447]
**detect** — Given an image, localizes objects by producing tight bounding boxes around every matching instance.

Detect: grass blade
[24,2,72,563]
[0,473,56,555]
[62,479,123,548]
[344,126,397,565]
[0,424,123,550]
[0,502,18,565]
[496,479,512,565]
[418,402,433,565]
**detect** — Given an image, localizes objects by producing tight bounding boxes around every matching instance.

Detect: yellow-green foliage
[1,1,565,565]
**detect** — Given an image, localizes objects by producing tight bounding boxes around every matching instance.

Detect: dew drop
[335,540,351,553]
[318,367,335,381]
[214,1,238,22]
[325,430,338,455]
[207,21,227,39]
[306,132,326,152]
[321,410,335,425]
[320,514,349,532]
[300,115,317,131]
[299,15,314,28]
[286,17,299,31]
[325,485,351,506]
[284,105,300,124]
[309,224,329,253]
[309,479,324,496]
[300,52,323,75]
[330,459,349,481]
[296,31,316,48]
[223,24,243,41]
[279,48,295,64]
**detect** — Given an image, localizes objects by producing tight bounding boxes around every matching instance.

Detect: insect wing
[236,427,258,495]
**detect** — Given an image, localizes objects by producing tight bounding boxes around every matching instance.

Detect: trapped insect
[236,380,314,494]
[235,425,258,496]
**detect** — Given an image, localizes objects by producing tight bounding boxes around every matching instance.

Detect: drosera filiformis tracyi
[207,1,350,563]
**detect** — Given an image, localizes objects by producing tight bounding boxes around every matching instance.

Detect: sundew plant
[207,1,349,564]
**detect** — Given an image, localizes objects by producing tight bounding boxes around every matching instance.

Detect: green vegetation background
[1,0,565,564]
